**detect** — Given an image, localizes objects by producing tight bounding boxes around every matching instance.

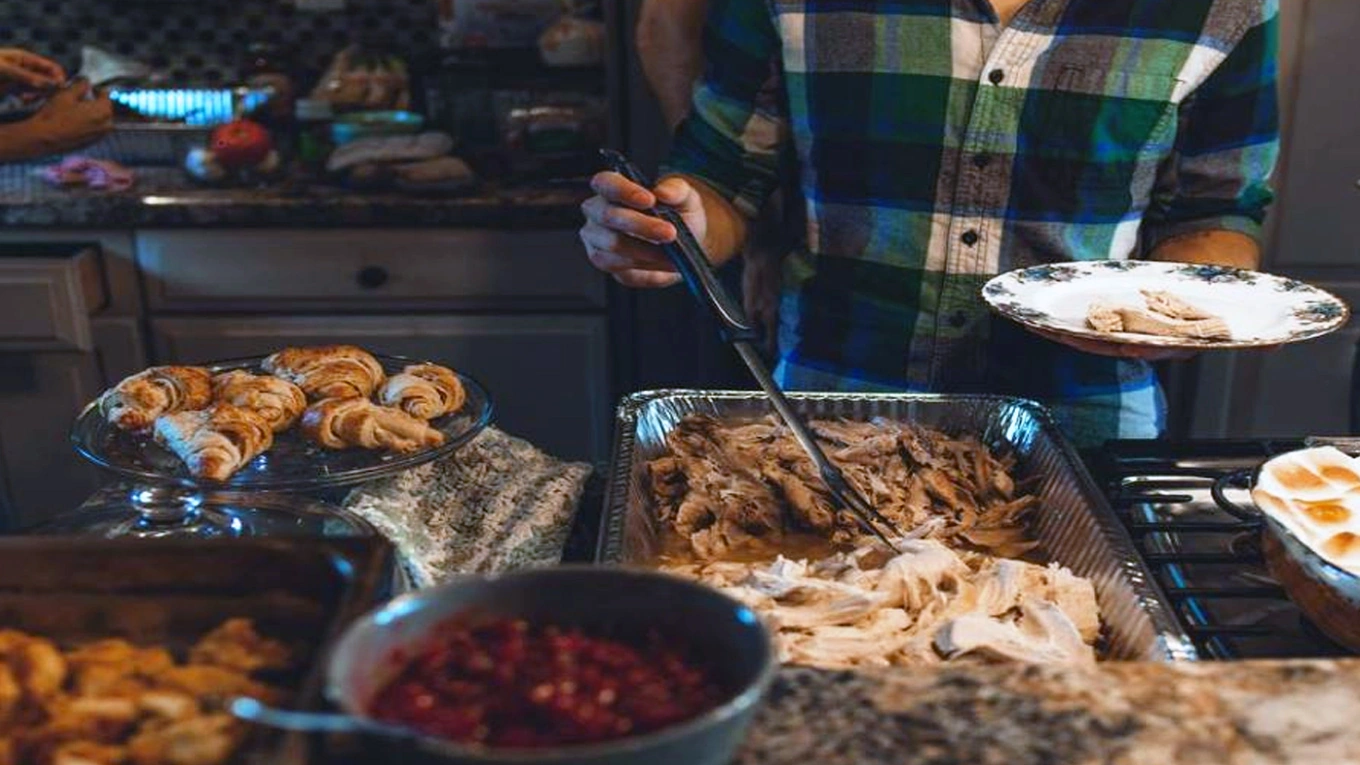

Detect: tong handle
[599,149,759,343]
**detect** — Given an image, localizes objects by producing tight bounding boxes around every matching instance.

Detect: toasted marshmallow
[1254,447,1360,575]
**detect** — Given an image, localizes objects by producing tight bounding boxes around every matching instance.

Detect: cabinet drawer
[0,351,105,528]
[0,244,104,351]
[138,229,604,311]
[151,314,611,462]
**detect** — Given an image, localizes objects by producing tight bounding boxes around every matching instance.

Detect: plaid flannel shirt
[665,0,1280,448]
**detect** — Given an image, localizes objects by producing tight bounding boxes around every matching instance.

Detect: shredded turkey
[662,537,1100,668]
[648,415,1039,560]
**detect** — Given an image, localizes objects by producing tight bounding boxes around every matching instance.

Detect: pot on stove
[1251,444,1360,653]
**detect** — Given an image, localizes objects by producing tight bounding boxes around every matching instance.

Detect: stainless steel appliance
[1092,439,1354,659]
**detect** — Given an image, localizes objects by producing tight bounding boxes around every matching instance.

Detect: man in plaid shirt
[581,0,1279,448]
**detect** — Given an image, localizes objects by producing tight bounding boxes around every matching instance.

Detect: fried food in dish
[301,397,446,454]
[262,345,386,401]
[663,537,1099,668]
[101,368,213,432]
[187,619,291,675]
[648,415,1039,561]
[210,371,306,433]
[153,404,273,482]
[0,620,287,765]
[377,364,465,420]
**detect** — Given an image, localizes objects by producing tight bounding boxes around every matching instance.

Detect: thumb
[48,80,89,106]
[654,177,698,210]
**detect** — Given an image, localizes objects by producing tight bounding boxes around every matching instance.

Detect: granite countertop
[739,661,1360,765]
[0,165,589,229]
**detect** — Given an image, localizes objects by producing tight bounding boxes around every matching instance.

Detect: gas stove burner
[1096,438,1345,660]
[1211,468,1264,525]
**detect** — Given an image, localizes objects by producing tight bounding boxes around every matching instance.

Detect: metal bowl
[1251,446,1360,653]
[325,566,777,765]
[1261,515,1360,653]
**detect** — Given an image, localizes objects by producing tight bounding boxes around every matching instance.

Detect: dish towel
[41,156,135,190]
[342,427,593,588]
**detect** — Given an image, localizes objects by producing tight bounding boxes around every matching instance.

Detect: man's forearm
[663,172,749,267]
[1148,230,1261,270]
[637,0,710,128]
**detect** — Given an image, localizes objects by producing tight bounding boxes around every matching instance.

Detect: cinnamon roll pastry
[377,363,466,420]
[153,403,274,482]
[212,370,307,433]
[262,345,385,401]
[102,366,213,432]
[300,398,446,454]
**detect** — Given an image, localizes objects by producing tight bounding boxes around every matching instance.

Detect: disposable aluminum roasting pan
[596,390,1198,662]
[0,537,395,764]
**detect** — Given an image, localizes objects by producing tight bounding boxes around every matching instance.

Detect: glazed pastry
[211,371,307,433]
[153,403,274,482]
[102,366,213,432]
[262,345,385,400]
[377,363,466,420]
[300,398,446,454]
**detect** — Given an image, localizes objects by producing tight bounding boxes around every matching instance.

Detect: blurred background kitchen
[0,0,1354,529]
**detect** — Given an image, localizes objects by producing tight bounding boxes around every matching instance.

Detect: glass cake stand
[46,354,493,539]
[31,486,377,539]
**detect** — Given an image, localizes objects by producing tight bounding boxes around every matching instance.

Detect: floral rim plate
[982,261,1350,350]
[71,355,494,492]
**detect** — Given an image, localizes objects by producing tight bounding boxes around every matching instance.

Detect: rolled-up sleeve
[662,0,786,218]
[1143,4,1281,251]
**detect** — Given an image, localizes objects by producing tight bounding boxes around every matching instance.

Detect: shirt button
[948,311,969,328]
[972,153,992,169]
[989,69,1006,85]
[961,230,980,246]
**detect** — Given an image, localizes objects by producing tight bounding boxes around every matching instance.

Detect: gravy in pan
[653,529,847,567]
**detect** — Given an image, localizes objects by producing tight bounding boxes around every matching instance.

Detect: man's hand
[0,48,65,92]
[580,171,709,288]
[20,81,114,155]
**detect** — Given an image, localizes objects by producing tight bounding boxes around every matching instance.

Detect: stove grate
[1093,440,1352,660]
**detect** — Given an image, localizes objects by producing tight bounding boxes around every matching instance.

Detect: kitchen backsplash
[0,0,439,84]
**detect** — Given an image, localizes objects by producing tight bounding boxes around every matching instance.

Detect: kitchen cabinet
[140,228,614,462]
[1203,0,1360,438]
[0,235,144,529]
[0,223,612,528]
[0,353,105,529]
[1266,0,1360,272]
[138,229,606,313]
[152,314,612,463]
[1235,276,1360,438]
[0,244,105,351]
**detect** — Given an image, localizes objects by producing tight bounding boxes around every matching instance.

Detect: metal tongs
[601,149,904,550]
